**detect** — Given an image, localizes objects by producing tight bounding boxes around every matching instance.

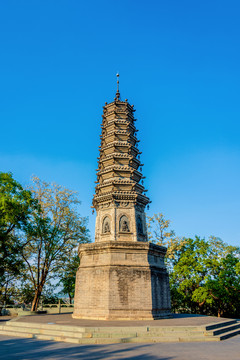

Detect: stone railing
[0,300,74,316]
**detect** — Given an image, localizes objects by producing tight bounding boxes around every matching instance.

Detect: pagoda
[93,75,150,243]
[73,75,171,320]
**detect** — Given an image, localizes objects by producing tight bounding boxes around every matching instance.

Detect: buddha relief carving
[102,216,111,234]
[119,215,130,232]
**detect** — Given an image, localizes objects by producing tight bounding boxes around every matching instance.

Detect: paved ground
[0,333,240,360]
[10,313,233,327]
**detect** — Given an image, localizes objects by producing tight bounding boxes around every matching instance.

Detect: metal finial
[116,73,119,90]
[116,73,120,100]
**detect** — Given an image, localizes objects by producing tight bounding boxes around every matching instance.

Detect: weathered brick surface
[73,241,171,320]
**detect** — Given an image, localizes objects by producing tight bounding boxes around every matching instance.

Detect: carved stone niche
[102,216,111,234]
[119,215,130,233]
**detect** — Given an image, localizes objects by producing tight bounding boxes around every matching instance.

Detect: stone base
[73,241,171,320]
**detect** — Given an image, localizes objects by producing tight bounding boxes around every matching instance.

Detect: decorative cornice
[97,165,142,175]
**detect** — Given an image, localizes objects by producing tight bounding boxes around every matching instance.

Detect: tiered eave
[92,97,150,210]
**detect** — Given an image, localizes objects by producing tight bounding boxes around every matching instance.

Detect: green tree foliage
[58,251,80,304]
[170,236,240,317]
[147,213,240,318]
[0,172,37,302]
[21,177,90,311]
[147,213,186,261]
[147,213,175,244]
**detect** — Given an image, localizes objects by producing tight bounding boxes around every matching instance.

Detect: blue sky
[1,1,240,245]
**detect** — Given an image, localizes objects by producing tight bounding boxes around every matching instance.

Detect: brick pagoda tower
[73,75,171,320]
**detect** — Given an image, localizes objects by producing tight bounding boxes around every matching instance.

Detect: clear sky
[1,1,239,246]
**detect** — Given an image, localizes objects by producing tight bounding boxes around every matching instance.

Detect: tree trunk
[31,271,48,312]
[31,288,42,312]
[31,291,40,312]
[198,300,206,315]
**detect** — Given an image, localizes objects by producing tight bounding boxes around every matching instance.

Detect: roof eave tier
[92,192,150,208]
[104,100,135,114]
[97,167,143,181]
[95,179,147,192]
[101,143,141,157]
[98,154,142,170]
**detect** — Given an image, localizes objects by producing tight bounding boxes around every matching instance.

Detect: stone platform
[1,313,239,344]
[2,313,232,327]
[73,241,171,320]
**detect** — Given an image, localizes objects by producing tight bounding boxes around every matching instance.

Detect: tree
[147,213,186,262]
[0,172,37,303]
[21,177,90,311]
[170,236,240,317]
[170,236,211,314]
[202,239,240,317]
[147,212,240,318]
[147,213,175,244]
[16,280,58,306]
[58,251,80,304]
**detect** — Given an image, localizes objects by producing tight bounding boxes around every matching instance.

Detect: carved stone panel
[119,215,130,232]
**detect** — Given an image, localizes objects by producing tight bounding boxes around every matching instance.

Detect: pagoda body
[73,87,171,320]
[93,91,149,243]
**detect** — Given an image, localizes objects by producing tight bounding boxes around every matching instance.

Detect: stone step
[0,329,35,339]
[2,323,206,339]
[5,321,86,333]
[0,329,121,344]
[1,320,239,344]
[206,323,240,336]
[0,328,213,344]
[0,325,92,339]
[2,325,201,340]
[143,328,204,335]
[122,336,220,343]
[1,325,140,339]
[204,320,237,331]
[74,326,203,333]
[32,334,121,344]
[86,321,237,334]
[217,328,240,341]
[4,321,204,336]
[6,320,236,335]
[4,321,162,335]
[90,330,205,338]
[0,324,219,343]
[1,327,235,344]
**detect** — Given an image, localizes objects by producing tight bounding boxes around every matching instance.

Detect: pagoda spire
[115,73,120,100]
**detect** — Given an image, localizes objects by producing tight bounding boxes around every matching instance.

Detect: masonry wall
[95,205,148,243]
[73,241,171,320]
